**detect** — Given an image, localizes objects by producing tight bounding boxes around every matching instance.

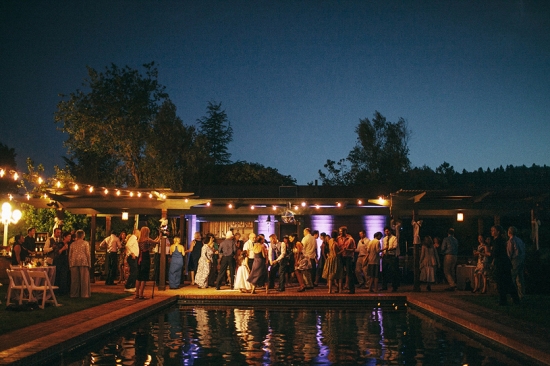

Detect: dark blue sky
[1,0,549,184]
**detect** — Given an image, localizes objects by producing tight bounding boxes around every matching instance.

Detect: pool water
[57,306,523,365]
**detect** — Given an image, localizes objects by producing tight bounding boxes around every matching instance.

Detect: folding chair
[6,269,32,306]
[27,270,61,309]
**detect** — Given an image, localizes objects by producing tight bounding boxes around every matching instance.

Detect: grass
[0,286,129,334]
[458,294,550,329]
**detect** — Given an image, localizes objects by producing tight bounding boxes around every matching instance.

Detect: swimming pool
[58,306,523,365]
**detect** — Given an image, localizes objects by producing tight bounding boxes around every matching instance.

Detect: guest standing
[293,239,309,293]
[337,226,356,294]
[100,230,122,285]
[419,236,439,291]
[195,234,215,289]
[492,225,520,305]
[247,237,269,294]
[366,232,382,292]
[11,234,26,265]
[473,235,489,294]
[186,232,203,286]
[234,250,252,292]
[323,231,343,294]
[53,231,71,295]
[169,237,185,289]
[441,228,458,291]
[69,230,91,298]
[268,234,287,291]
[124,229,140,292]
[507,226,526,300]
[135,227,158,300]
[355,230,369,288]
[381,227,400,292]
[215,231,236,290]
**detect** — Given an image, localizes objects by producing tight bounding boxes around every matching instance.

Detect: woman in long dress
[293,240,309,293]
[53,231,71,295]
[186,232,203,286]
[472,235,489,294]
[247,237,268,294]
[420,235,439,291]
[135,226,158,300]
[323,231,343,294]
[195,234,215,289]
[169,237,185,289]
[234,250,252,293]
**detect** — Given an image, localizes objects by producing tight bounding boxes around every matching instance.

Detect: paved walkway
[1,281,549,365]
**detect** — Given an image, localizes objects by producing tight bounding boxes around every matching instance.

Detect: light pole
[2,202,22,247]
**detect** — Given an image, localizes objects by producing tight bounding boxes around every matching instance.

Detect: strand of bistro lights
[0,167,388,209]
[0,167,170,201]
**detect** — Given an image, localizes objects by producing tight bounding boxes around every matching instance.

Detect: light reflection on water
[62,306,522,366]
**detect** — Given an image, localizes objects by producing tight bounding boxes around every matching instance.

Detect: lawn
[458,294,550,329]
[0,286,129,334]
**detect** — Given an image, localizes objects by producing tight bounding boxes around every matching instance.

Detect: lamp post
[2,202,22,247]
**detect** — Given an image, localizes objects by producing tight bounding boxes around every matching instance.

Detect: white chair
[6,269,32,306]
[27,270,61,309]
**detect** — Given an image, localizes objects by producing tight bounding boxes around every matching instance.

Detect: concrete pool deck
[1,282,549,365]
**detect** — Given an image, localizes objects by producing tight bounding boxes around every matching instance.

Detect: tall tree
[55,62,168,187]
[197,101,233,165]
[318,111,411,191]
[0,141,18,194]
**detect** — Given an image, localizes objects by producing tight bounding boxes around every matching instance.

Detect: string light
[149,193,153,198]
[116,190,121,196]
[73,184,79,191]
[104,188,109,195]
[56,181,61,188]
[0,169,4,177]
[129,191,134,197]
[38,177,43,184]
[137,192,142,198]
[13,172,18,181]
[88,186,94,193]
[250,205,255,210]
[272,205,277,211]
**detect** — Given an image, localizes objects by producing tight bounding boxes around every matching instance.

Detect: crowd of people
[10,221,526,305]
[11,226,91,298]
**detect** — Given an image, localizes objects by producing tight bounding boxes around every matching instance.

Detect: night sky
[1,1,549,184]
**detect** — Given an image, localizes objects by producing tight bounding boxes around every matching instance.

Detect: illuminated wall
[364,215,387,239]
[256,215,276,238]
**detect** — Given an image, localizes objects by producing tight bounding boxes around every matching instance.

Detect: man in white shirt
[381,226,400,292]
[268,234,287,291]
[366,232,382,292]
[301,228,317,288]
[242,233,257,270]
[100,230,122,285]
[124,229,139,292]
[355,230,369,288]
[43,227,62,265]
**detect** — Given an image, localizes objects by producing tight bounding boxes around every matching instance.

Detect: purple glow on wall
[186,215,198,249]
[310,215,334,237]
[364,215,387,239]
[257,215,276,238]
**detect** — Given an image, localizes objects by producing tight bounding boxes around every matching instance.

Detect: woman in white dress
[420,235,439,291]
[234,250,252,293]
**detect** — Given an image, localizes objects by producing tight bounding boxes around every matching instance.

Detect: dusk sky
[1,1,549,185]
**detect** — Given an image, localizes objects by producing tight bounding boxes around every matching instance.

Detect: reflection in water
[68,306,523,366]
